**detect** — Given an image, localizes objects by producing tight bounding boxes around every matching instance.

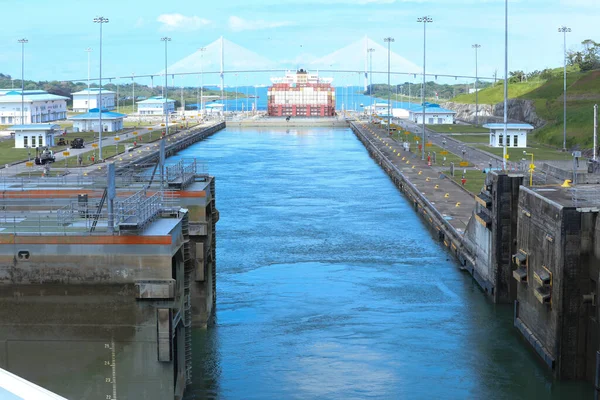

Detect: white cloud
[228,16,294,32]
[157,14,211,31]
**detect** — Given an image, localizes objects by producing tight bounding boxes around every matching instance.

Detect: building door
[428,118,434,124]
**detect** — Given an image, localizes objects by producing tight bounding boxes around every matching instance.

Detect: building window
[31,136,36,147]
[39,135,43,146]
[499,135,503,145]
[23,136,28,147]
[514,135,518,147]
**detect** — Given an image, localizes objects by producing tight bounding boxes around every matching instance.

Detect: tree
[509,70,525,83]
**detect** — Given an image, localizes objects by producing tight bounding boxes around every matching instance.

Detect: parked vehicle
[71,138,85,149]
[34,147,55,165]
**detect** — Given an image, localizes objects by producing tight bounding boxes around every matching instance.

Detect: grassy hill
[451,67,599,148]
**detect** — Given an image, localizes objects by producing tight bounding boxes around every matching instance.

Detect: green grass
[474,144,572,161]
[426,124,488,133]
[452,80,546,105]
[443,169,487,194]
[450,134,490,144]
[389,132,472,167]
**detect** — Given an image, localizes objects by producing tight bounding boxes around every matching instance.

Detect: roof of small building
[9,124,61,131]
[137,96,176,104]
[409,104,457,114]
[72,88,116,95]
[483,123,535,130]
[0,91,69,102]
[68,108,127,120]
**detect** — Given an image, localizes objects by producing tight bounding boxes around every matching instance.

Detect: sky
[0,0,597,87]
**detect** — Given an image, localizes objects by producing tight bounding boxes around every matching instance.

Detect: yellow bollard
[418,171,422,175]
[434,185,439,189]
[444,193,449,198]
[426,177,430,182]
[411,165,416,169]
[406,160,410,164]
[402,157,405,161]
[456,202,461,207]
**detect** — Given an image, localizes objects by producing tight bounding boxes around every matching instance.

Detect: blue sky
[0,0,597,86]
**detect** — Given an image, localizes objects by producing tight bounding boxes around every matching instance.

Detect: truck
[70,138,85,149]
[34,146,55,165]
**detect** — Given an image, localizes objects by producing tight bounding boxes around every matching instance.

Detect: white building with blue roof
[71,88,116,112]
[409,103,456,124]
[137,96,176,116]
[10,123,61,148]
[68,108,126,132]
[0,90,68,125]
[484,123,534,148]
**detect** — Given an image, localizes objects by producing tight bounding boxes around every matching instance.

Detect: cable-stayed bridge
[66,36,494,87]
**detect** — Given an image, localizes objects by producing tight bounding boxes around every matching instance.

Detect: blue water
[175,127,592,399]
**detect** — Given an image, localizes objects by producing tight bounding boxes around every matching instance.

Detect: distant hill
[451,67,600,148]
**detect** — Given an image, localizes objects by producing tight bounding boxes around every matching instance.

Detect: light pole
[132,73,135,117]
[18,38,28,125]
[161,37,171,137]
[85,48,92,112]
[417,16,433,160]
[197,47,206,116]
[367,48,375,123]
[384,37,394,136]
[472,44,481,125]
[558,26,571,152]
[502,0,508,170]
[93,16,109,161]
[235,73,238,112]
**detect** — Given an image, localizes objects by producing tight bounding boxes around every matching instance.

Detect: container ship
[267,69,335,117]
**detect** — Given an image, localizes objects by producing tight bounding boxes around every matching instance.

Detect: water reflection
[180,127,592,399]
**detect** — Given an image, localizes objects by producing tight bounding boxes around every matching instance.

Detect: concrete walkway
[354,120,476,235]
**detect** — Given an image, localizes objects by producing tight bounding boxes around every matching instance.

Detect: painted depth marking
[111,339,117,400]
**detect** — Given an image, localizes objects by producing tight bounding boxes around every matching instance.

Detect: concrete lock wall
[0,236,188,399]
[463,172,523,301]
[514,188,600,379]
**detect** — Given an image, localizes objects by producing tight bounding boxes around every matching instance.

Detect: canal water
[176,127,591,399]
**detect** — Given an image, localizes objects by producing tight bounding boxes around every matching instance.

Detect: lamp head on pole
[18,38,28,45]
[384,37,395,43]
[85,47,92,53]
[472,44,481,49]
[93,16,109,24]
[367,48,375,53]
[161,37,171,42]
[417,16,433,23]
[558,26,571,33]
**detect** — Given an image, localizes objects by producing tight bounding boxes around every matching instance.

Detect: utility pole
[558,26,571,152]
[367,47,375,123]
[384,37,394,136]
[417,16,433,161]
[85,48,92,112]
[93,16,109,161]
[161,37,171,138]
[18,38,28,126]
[594,104,598,162]
[472,44,481,125]
[132,73,135,116]
[502,0,508,170]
